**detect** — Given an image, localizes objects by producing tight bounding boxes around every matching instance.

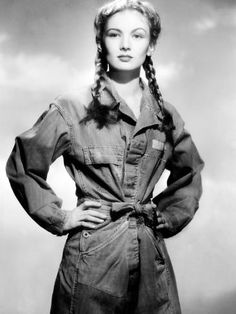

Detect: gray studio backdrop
[1,0,236,313]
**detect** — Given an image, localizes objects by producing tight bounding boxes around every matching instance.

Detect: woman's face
[103,9,153,72]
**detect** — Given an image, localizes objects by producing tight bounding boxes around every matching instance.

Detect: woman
[6,0,204,313]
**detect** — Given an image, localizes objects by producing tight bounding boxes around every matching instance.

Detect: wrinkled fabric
[6,73,204,313]
[51,217,180,314]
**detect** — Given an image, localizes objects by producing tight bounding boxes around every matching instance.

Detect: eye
[107,32,120,38]
[133,33,144,39]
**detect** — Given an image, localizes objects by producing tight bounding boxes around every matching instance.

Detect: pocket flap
[83,146,123,165]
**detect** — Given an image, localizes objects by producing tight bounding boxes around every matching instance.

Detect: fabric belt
[111,202,152,216]
[76,198,158,235]
[101,201,158,236]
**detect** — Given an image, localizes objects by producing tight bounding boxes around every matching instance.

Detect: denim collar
[91,72,163,133]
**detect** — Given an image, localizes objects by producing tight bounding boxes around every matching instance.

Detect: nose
[120,35,131,51]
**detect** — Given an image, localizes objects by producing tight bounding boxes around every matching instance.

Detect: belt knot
[133,203,143,215]
[111,201,153,217]
[109,201,157,236]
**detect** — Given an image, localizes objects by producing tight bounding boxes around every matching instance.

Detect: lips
[118,55,133,62]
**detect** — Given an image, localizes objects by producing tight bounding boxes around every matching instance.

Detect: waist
[77,198,157,229]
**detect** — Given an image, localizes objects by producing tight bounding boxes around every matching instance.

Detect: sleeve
[6,104,72,236]
[153,103,204,238]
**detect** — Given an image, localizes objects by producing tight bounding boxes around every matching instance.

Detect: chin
[111,63,142,72]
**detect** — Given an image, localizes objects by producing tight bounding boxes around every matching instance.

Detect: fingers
[155,209,162,218]
[82,200,102,210]
[77,201,108,228]
[156,222,169,230]
[77,209,107,228]
[82,213,106,224]
[80,202,107,219]
[156,216,166,225]
[85,209,107,220]
[80,221,99,229]
[154,209,169,230]
[63,201,109,232]
[77,214,107,229]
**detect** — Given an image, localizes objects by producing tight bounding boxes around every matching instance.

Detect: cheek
[135,40,150,54]
[135,46,149,61]
[104,39,117,56]
[142,42,151,53]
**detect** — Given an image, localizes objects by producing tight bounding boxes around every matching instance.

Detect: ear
[97,43,102,53]
[147,44,155,57]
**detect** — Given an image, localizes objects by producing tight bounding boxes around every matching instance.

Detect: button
[83,231,90,238]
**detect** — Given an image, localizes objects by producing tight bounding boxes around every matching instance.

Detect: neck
[108,68,142,98]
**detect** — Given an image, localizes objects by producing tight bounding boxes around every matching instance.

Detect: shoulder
[51,84,93,123]
[163,101,185,142]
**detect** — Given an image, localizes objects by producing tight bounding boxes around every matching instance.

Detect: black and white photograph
[1,0,236,313]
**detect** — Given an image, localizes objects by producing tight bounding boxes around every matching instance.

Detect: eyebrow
[105,27,147,33]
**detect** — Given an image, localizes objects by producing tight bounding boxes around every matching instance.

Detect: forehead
[105,9,150,31]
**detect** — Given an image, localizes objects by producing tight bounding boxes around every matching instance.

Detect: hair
[82,0,174,133]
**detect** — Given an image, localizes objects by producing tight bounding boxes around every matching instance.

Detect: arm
[153,104,204,238]
[6,104,72,235]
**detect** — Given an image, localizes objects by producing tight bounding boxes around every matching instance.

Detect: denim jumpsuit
[6,73,204,314]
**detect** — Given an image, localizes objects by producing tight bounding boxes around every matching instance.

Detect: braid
[143,55,163,111]
[143,55,175,135]
[84,0,165,128]
[80,46,120,129]
[91,46,107,98]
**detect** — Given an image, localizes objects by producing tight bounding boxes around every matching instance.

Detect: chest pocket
[140,130,167,180]
[83,146,123,165]
[83,146,124,182]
